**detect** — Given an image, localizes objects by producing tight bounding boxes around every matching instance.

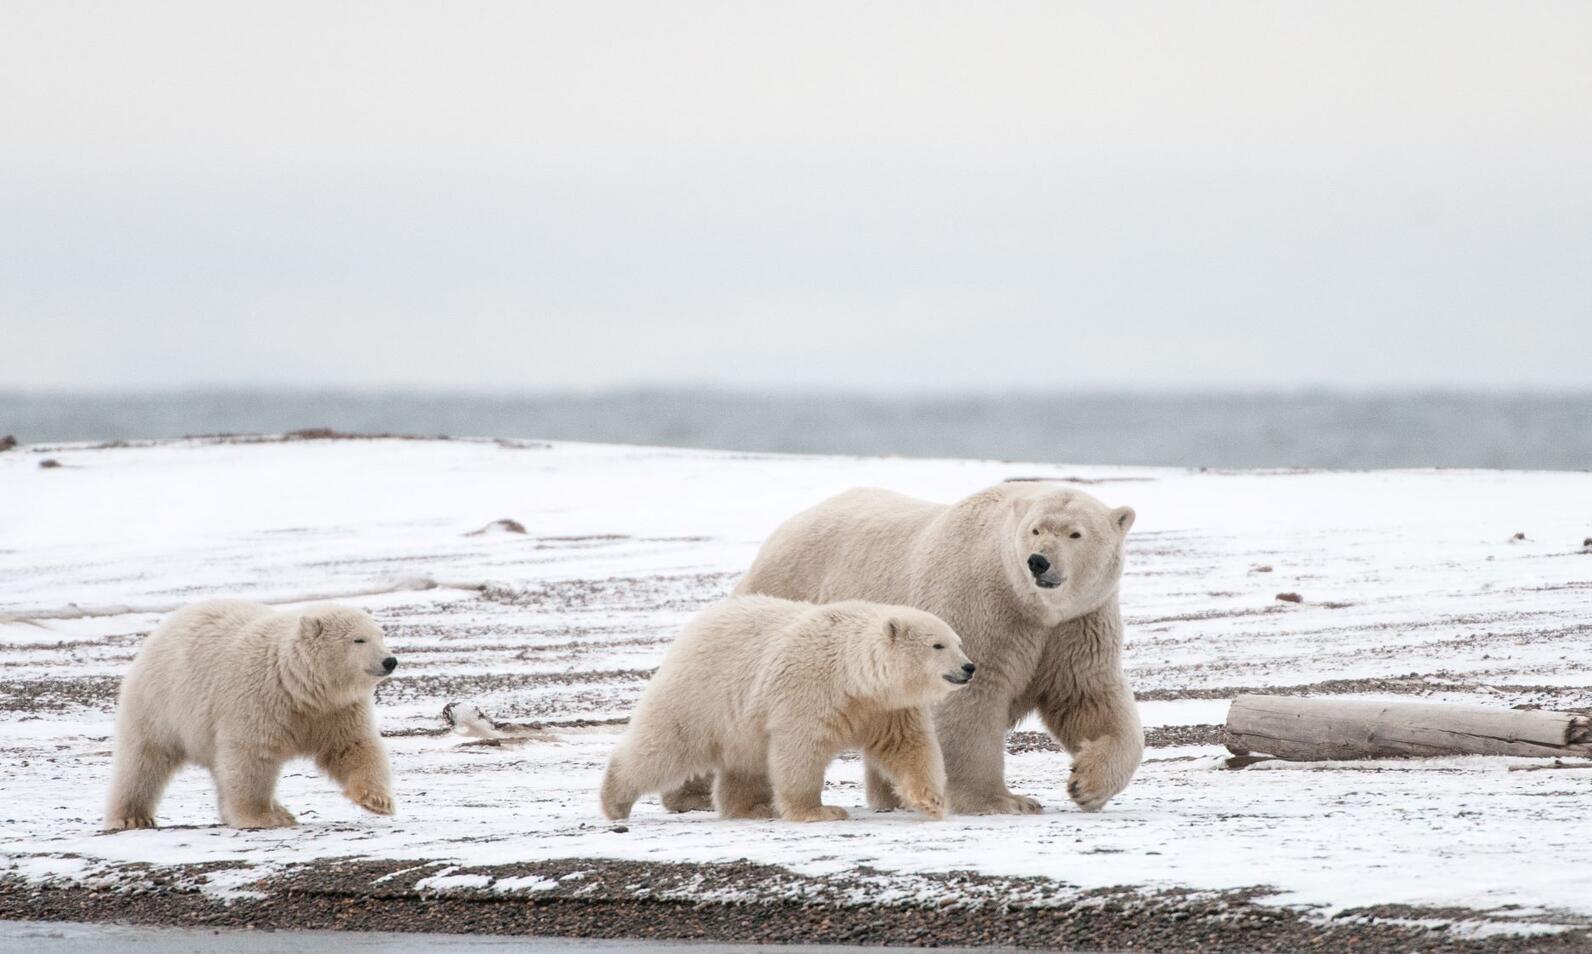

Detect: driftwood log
[1226,695,1592,761]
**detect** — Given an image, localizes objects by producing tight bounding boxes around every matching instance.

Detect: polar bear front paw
[1067,738,1137,812]
[232,807,297,829]
[720,802,776,820]
[785,805,849,822]
[106,815,157,831]
[898,783,948,820]
[952,790,1043,815]
[346,784,395,816]
[1068,770,1113,812]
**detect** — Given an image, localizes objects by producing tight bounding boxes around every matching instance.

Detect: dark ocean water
[1,390,1589,471]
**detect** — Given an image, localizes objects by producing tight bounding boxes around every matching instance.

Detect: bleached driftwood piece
[442,702,559,747]
[1507,760,1592,773]
[1226,695,1592,761]
[0,577,487,624]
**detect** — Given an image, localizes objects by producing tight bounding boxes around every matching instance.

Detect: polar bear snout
[943,662,976,686]
[371,656,398,677]
[1027,553,1066,589]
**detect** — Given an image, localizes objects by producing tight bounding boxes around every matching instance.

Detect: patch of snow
[1344,917,1573,940]
[2,855,93,881]
[493,875,559,893]
[415,871,493,892]
[196,865,272,901]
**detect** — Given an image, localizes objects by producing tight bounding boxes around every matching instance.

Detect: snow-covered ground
[1,437,1589,930]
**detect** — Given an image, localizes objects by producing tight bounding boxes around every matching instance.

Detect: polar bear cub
[105,600,399,830]
[601,595,975,822]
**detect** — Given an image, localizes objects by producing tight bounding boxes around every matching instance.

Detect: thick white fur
[726,482,1142,814]
[601,596,974,823]
[105,600,398,830]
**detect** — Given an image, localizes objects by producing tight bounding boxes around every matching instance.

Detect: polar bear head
[291,606,399,705]
[1003,487,1135,624]
[858,607,976,707]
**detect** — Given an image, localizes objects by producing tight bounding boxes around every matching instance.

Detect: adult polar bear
[732,481,1140,814]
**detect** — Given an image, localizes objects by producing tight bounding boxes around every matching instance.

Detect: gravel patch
[2,858,1585,952]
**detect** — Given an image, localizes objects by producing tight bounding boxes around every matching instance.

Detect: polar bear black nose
[1027,553,1050,575]
[962,663,976,676]
[382,656,398,673]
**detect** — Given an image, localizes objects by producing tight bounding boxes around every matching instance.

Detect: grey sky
[2,1,1589,392]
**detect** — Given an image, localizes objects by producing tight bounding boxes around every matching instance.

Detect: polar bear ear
[298,617,323,640]
[1111,506,1136,534]
[883,618,907,643]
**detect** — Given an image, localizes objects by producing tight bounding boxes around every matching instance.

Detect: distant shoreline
[3,388,1589,470]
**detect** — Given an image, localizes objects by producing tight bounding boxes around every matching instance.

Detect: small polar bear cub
[601,595,975,823]
[105,600,399,830]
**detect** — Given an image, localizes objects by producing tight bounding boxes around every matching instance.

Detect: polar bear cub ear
[298,616,324,640]
[883,617,909,643]
[1111,506,1136,534]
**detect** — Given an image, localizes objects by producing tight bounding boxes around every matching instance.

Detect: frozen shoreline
[1,436,1589,945]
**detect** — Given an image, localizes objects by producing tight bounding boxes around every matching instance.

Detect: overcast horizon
[7,383,1592,398]
[6,388,1591,469]
[4,1,1590,393]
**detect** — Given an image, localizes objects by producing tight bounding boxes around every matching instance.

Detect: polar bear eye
[353,638,367,644]
[1031,528,1039,536]
[932,643,945,650]
[1069,531,1082,539]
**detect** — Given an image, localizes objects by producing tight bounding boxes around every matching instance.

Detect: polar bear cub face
[871,609,976,707]
[1007,489,1135,622]
[297,607,399,689]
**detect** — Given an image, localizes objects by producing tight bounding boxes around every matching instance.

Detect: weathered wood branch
[0,577,487,624]
[1226,695,1592,761]
[1506,761,1592,773]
